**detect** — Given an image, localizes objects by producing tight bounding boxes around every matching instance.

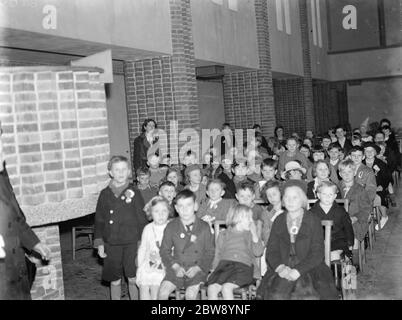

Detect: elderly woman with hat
[363,142,392,229]
[257,182,338,300]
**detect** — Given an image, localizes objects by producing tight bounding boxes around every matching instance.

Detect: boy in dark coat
[158,190,215,300]
[0,134,50,300]
[309,181,354,256]
[94,155,147,300]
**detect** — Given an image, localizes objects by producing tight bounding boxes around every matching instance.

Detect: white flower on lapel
[123,189,135,203]
[190,235,197,243]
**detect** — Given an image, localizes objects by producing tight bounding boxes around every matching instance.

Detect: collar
[270,209,283,222]
[209,198,223,208]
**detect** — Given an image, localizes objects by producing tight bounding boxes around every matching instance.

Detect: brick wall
[124,0,200,165]
[30,225,64,300]
[223,0,276,138]
[0,67,110,225]
[273,78,306,137]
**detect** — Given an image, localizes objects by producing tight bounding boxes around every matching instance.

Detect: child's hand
[376,186,383,192]
[98,245,107,258]
[172,263,186,278]
[185,266,201,278]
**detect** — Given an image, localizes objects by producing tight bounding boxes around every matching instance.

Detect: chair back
[321,220,333,267]
[213,220,227,243]
[307,199,349,212]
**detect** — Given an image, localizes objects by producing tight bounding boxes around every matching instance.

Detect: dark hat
[363,142,380,154]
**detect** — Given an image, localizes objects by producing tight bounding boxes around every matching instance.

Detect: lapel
[182,217,201,252]
[106,184,135,212]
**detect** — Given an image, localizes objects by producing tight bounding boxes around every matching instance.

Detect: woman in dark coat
[133,119,158,173]
[0,135,50,299]
[257,183,338,300]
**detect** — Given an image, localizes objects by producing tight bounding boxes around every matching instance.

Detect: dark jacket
[0,164,40,300]
[217,171,236,199]
[94,184,147,246]
[160,217,215,273]
[133,133,157,172]
[339,181,371,241]
[309,202,354,251]
[338,138,353,155]
[266,210,326,276]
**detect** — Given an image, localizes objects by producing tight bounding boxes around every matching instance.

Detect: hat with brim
[363,142,380,154]
[281,161,307,180]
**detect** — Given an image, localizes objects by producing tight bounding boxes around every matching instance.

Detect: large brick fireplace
[0,66,110,299]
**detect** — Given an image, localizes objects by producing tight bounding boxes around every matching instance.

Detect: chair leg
[368,222,373,251]
[241,289,247,300]
[88,233,93,247]
[358,242,363,273]
[175,289,181,300]
[375,207,382,231]
[72,227,76,260]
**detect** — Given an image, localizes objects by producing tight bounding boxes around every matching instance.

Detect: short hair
[328,142,342,152]
[286,137,298,144]
[299,144,311,151]
[338,158,356,172]
[352,133,362,141]
[144,196,172,221]
[236,181,255,194]
[261,158,278,170]
[321,135,331,141]
[335,125,345,132]
[141,118,157,133]
[349,146,364,155]
[174,189,196,206]
[283,185,308,209]
[225,204,254,228]
[261,180,281,203]
[159,180,176,191]
[311,145,325,154]
[136,166,150,177]
[107,155,129,171]
[380,118,391,127]
[252,124,261,130]
[165,167,183,183]
[316,180,338,194]
[206,178,226,190]
[303,137,313,145]
[312,159,330,178]
[274,125,284,137]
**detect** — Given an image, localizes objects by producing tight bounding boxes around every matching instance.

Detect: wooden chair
[72,225,94,260]
[306,199,349,211]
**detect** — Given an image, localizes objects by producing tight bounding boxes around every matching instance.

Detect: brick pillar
[299,0,315,132]
[223,0,276,138]
[124,0,199,164]
[30,225,64,300]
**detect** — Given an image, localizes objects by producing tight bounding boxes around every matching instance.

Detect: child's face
[236,217,252,232]
[148,155,160,169]
[137,174,150,186]
[352,139,361,146]
[175,197,196,222]
[286,140,297,153]
[313,152,325,162]
[317,186,337,206]
[152,202,169,225]
[167,172,178,186]
[328,148,339,161]
[261,166,276,181]
[236,189,255,207]
[266,187,281,206]
[283,188,304,212]
[183,154,196,166]
[233,163,248,177]
[289,170,303,180]
[350,151,363,166]
[336,128,345,139]
[364,147,376,161]
[339,167,355,183]
[322,138,331,149]
[221,158,233,171]
[159,186,176,204]
[212,160,220,169]
[300,147,310,159]
[374,133,385,143]
[339,151,345,160]
[316,162,330,180]
[303,139,312,148]
[189,169,202,184]
[109,161,130,185]
[306,131,313,139]
[207,182,224,201]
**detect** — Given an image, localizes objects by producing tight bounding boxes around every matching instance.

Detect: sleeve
[93,191,106,247]
[200,225,215,273]
[134,189,148,234]
[341,208,355,247]
[356,189,371,226]
[265,218,283,271]
[160,223,179,269]
[330,166,339,185]
[294,217,325,275]
[133,137,142,172]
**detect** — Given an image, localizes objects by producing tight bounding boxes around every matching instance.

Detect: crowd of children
[93,117,401,300]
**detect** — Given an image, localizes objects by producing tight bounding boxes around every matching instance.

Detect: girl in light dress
[136,196,171,300]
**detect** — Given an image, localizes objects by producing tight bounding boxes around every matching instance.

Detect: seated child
[255,158,278,200]
[136,167,158,205]
[259,181,284,275]
[165,166,184,192]
[147,153,168,188]
[158,181,177,218]
[247,155,264,183]
[137,196,171,300]
[307,160,341,200]
[306,146,339,184]
[184,164,207,206]
[299,144,313,167]
[328,142,342,181]
[309,181,354,260]
[321,135,332,157]
[158,190,215,300]
[94,155,147,300]
[338,159,371,265]
[278,137,310,179]
[217,155,236,199]
[232,157,254,190]
[197,179,236,223]
[207,204,264,300]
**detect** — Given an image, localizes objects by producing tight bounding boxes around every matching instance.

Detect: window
[311,0,323,48]
[276,0,291,34]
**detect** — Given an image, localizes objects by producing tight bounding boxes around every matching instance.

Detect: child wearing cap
[184,164,207,206]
